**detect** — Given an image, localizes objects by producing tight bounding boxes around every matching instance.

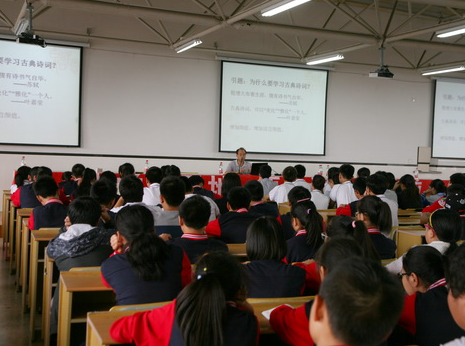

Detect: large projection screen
[219,61,327,155]
[432,78,465,159]
[0,39,82,147]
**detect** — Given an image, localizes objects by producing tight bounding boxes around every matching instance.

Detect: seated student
[245,180,279,218]
[188,175,215,199]
[310,174,329,210]
[181,176,219,222]
[331,163,357,207]
[110,252,258,346]
[421,178,446,206]
[293,164,312,191]
[286,199,324,263]
[376,170,398,203]
[357,166,370,179]
[323,166,339,197]
[395,174,423,209]
[11,165,31,194]
[365,173,399,227]
[421,183,465,224]
[11,166,43,208]
[386,208,461,275]
[269,166,297,204]
[68,163,85,196]
[101,205,191,305]
[215,172,242,215]
[169,195,227,263]
[277,186,312,240]
[258,164,278,197]
[336,177,366,217]
[161,164,181,177]
[58,171,75,197]
[396,246,465,346]
[28,176,68,230]
[118,162,135,178]
[243,217,305,298]
[206,187,260,243]
[142,166,163,206]
[90,179,118,229]
[71,167,97,199]
[99,170,120,207]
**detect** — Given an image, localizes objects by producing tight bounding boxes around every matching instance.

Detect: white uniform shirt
[378,194,399,227]
[142,183,161,206]
[184,193,220,222]
[335,181,357,206]
[294,179,312,191]
[269,182,295,204]
[311,189,330,210]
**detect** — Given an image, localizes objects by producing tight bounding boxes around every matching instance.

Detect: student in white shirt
[323,167,339,197]
[258,164,278,197]
[310,174,329,210]
[334,164,357,207]
[269,166,297,204]
[365,173,399,227]
[293,164,312,191]
[142,166,162,206]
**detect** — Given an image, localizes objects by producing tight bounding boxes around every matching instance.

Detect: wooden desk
[227,243,247,258]
[2,190,11,253]
[396,228,425,258]
[8,203,18,273]
[398,217,422,226]
[43,253,56,345]
[58,270,115,346]
[20,219,31,312]
[15,208,32,291]
[318,209,337,224]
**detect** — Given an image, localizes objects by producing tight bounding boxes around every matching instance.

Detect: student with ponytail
[101,205,191,305]
[356,195,396,259]
[110,251,258,346]
[286,199,324,263]
[72,167,97,198]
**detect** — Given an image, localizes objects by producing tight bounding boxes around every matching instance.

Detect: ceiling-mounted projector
[16,32,46,48]
[369,46,393,78]
[14,2,46,48]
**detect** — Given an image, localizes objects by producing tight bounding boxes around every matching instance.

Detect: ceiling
[1,0,465,73]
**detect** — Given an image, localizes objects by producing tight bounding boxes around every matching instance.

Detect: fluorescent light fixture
[261,0,311,17]
[437,25,465,38]
[175,39,202,53]
[421,66,465,76]
[305,53,344,66]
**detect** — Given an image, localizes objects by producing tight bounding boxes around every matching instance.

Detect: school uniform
[27,199,67,230]
[334,181,357,207]
[185,193,220,222]
[336,199,359,217]
[192,185,215,200]
[442,337,465,346]
[398,279,465,346]
[242,260,306,298]
[142,182,161,206]
[101,245,191,305]
[311,189,330,210]
[215,196,229,215]
[169,233,228,263]
[294,179,312,191]
[11,183,41,208]
[154,209,182,238]
[260,178,278,197]
[422,197,446,213]
[110,300,258,346]
[269,182,296,204]
[367,228,396,259]
[58,180,77,197]
[206,208,260,243]
[277,213,298,240]
[286,230,319,263]
[249,201,279,218]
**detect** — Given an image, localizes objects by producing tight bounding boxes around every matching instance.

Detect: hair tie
[307,208,311,214]
[297,198,310,203]
[197,267,215,280]
[352,220,356,228]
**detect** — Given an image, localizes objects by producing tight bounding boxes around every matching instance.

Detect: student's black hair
[366,174,387,195]
[99,171,117,185]
[385,172,396,190]
[61,171,72,182]
[259,164,272,179]
[246,216,287,261]
[357,167,370,179]
[450,173,465,186]
[329,170,340,185]
[227,187,251,210]
[188,175,205,187]
[118,163,135,178]
[291,199,324,250]
[357,195,392,235]
[33,176,58,198]
[145,166,163,184]
[244,180,264,202]
[352,177,366,196]
[75,168,97,198]
[68,197,101,226]
[294,164,306,179]
[327,215,380,261]
[90,179,117,206]
[399,174,421,198]
[179,176,193,193]
[288,186,312,207]
[327,167,339,178]
[116,205,169,281]
[314,237,363,272]
[163,165,181,177]
[402,246,444,288]
[429,179,446,194]
[29,166,40,180]
[445,243,465,298]
[428,209,462,257]
[36,166,53,180]
[235,147,247,154]
[14,165,31,187]
[319,257,404,346]
[221,173,242,196]
[71,163,85,178]
[119,175,144,202]
[339,164,355,180]
[312,175,325,191]
[175,252,243,346]
[160,176,186,207]
[282,166,297,182]
[447,184,465,196]
[179,195,210,230]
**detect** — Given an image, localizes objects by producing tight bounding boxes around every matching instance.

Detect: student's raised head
[357,195,392,235]
[400,174,417,190]
[33,176,58,199]
[450,173,465,187]
[175,251,243,346]
[288,186,311,207]
[339,164,355,181]
[227,186,251,211]
[312,175,325,192]
[259,164,272,179]
[401,246,444,295]
[357,167,370,179]
[160,176,186,207]
[244,180,264,202]
[71,163,85,179]
[445,244,465,330]
[99,171,117,185]
[366,173,388,195]
[68,197,101,226]
[36,166,53,181]
[119,175,144,203]
[425,209,461,256]
[282,166,297,182]
[221,173,241,196]
[290,199,323,250]
[179,195,210,230]
[118,163,135,178]
[246,216,286,261]
[15,165,31,187]
[163,165,181,177]
[310,257,404,346]
[429,179,446,195]
[352,177,366,198]
[146,166,163,185]
[90,179,117,207]
[329,168,340,185]
[188,175,204,187]
[326,215,380,261]
[294,164,306,179]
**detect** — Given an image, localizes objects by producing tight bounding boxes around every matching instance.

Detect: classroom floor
[0,241,44,346]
